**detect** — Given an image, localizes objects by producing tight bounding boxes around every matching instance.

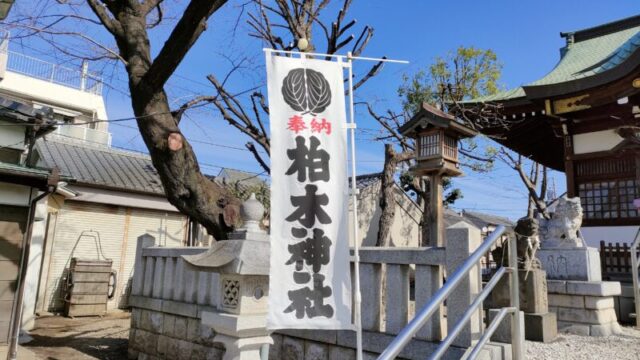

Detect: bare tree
[3,1,242,239]
[3,0,385,239]
[184,0,384,174]
[498,148,550,219]
[367,47,504,246]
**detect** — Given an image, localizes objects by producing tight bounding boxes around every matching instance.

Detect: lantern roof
[399,102,478,138]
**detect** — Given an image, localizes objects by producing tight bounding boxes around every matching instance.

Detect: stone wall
[128,298,224,360]
[547,280,622,336]
[614,283,636,324]
[269,330,512,360]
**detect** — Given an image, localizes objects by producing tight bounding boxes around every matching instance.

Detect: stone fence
[128,225,511,360]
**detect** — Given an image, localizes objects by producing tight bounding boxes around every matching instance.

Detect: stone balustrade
[128,235,223,359]
[128,224,511,360]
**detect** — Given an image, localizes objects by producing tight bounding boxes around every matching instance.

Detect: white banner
[266,54,352,330]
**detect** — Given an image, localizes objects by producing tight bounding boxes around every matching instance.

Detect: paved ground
[15,313,640,359]
[20,312,130,360]
[0,345,38,360]
[526,325,640,360]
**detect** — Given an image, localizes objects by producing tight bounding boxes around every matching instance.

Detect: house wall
[0,120,25,150]
[572,130,623,155]
[69,185,180,212]
[0,204,29,344]
[581,226,640,247]
[0,182,32,207]
[0,182,36,338]
[37,201,188,313]
[0,71,108,124]
[20,197,47,330]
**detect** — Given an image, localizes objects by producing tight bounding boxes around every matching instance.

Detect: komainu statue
[492,217,541,270]
[539,196,586,248]
[515,217,541,270]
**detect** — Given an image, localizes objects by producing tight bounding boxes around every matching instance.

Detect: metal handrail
[466,307,515,360]
[377,225,522,360]
[631,227,640,329]
[428,266,509,360]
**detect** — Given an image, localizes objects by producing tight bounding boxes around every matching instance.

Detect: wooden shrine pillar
[429,174,444,247]
[563,126,576,198]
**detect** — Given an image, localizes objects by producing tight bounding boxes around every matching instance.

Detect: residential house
[0,40,193,334]
[0,96,58,350]
[33,137,190,315]
[460,210,515,238]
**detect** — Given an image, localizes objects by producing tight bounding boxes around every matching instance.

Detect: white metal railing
[3,50,103,95]
[54,125,112,146]
[377,225,523,360]
[631,227,640,329]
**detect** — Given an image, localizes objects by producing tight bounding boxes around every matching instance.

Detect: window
[443,135,457,160]
[579,179,639,220]
[418,132,440,158]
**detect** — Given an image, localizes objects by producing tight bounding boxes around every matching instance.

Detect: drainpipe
[7,169,59,360]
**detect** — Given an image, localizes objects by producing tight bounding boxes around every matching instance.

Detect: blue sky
[12,0,640,220]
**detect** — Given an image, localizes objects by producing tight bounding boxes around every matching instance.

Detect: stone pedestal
[547,280,623,336]
[202,312,272,360]
[487,309,525,345]
[537,247,601,281]
[524,313,557,343]
[491,269,557,342]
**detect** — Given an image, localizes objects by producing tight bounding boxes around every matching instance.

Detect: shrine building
[460,15,640,244]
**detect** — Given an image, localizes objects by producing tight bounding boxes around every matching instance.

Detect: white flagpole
[345,51,363,360]
[264,48,408,359]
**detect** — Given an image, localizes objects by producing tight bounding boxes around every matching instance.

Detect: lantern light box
[399,103,477,177]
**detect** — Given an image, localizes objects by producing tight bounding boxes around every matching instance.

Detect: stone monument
[183,194,272,360]
[490,217,557,342]
[538,196,622,336]
[537,197,601,281]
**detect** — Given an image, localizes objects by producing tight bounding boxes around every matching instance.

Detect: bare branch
[353,59,384,90]
[142,0,227,92]
[86,0,123,36]
[246,142,270,174]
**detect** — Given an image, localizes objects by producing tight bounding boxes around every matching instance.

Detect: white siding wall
[572,130,623,154]
[0,120,25,150]
[41,201,187,312]
[581,226,640,247]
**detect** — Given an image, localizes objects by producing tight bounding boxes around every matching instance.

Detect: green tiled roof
[463,16,640,104]
[531,26,640,86]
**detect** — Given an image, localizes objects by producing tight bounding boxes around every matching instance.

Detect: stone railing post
[445,223,482,348]
[131,234,156,297]
[183,194,272,360]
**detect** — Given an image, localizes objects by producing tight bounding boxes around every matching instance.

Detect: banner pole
[346,51,364,360]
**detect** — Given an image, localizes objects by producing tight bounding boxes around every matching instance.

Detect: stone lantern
[183,194,271,360]
[399,103,477,245]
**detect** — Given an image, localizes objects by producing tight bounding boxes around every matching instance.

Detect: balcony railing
[54,125,112,146]
[4,50,103,95]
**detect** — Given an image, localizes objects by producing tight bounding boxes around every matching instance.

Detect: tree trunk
[107,2,239,240]
[419,177,432,246]
[377,144,397,247]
